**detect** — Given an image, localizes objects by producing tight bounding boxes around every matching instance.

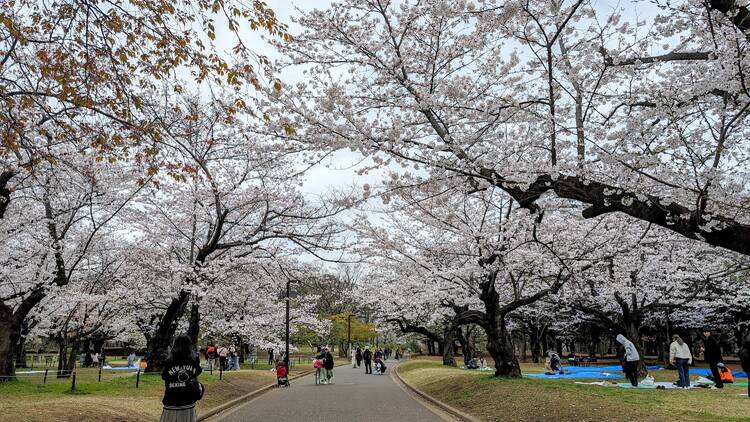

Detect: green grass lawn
[398,359,750,422]
[0,365,290,422]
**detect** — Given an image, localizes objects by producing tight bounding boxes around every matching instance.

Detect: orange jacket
[719,367,734,383]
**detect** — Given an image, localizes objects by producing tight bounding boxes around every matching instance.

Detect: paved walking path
[210,360,448,421]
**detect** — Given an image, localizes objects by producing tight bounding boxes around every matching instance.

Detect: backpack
[313,359,323,369]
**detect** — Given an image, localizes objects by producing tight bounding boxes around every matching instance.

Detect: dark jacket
[323,351,334,370]
[161,357,203,408]
[739,341,750,374]
[363,350,372,361]
[702,336,722,364]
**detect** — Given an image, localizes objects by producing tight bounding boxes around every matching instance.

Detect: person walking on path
[702,330,723,389]
[323,347,334,383]
[615,334,640,387]
[355,346,362,368]
[267,348,274,366]
[160,334,204,422]
[206,344,216,369]
[315,347,334,384]
[363,347,373,374]
[218,345,229,370]
[739,335,750,398]
[670,334,693,388]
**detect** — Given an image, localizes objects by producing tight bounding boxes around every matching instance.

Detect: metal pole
[98,365,102,382]
[136,369,141,388]
[43,369,48,383]
[71,371,77,391]
[285,279,290,365]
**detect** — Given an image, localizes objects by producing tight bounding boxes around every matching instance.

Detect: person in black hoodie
[739,335,750,398]
[160,334,204,422]
[363,347,373,374]
[702,330,723,389]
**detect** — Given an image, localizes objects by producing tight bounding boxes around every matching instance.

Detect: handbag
[189,379,204,401]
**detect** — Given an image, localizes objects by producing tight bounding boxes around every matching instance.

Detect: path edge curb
[197,368,315,421]
[393,363,482,422]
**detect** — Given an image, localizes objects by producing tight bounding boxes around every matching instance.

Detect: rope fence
[1,354,316,391]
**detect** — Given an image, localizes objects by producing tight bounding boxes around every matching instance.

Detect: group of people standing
[204,343,240,371]
[79,349,106,368]
[349,345,390,374]
[314,346,335,384]
[616,330,750,393]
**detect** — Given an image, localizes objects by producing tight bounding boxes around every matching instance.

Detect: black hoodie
[739,339,750,374]
[703,335,722,364]
[161,356,203,408]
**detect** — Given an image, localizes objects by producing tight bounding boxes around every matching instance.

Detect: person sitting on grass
[160,334,204,422]
[546,351,562,373]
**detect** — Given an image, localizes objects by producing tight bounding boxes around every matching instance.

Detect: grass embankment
[0,362,309,422]
[398,359,750,422]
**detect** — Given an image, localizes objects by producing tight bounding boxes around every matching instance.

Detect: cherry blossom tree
[0,145,142,379]
[274,0,750,257]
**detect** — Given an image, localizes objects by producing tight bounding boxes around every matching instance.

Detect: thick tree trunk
[0,304,21,381]
[146,291,190,372]
[486,320,521,377]
[441,324,456,366]
[187,302,200,346]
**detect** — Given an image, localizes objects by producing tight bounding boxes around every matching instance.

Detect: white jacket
[670,341,692,364]
[616,334,640,362]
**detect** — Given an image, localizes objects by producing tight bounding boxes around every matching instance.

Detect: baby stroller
[276,362,289,387]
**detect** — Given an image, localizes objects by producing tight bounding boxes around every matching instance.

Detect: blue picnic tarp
[527,371,622,379]
[526,364,662,379]
[527,364,747,379]
[687,368,747,378]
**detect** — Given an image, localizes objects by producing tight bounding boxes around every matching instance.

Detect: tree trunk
[457,326,476,366]
[530,324,541,363]
[56,335,69,378]
[486,319,521,377]
[441,323,456,366]
[588,327,600,359]
[146,291,190,372]
[187,302,200,346]
[0,304,21,381]
[14,333,27,368]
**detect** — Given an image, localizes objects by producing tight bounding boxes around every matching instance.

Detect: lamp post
[285,279,298,365]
